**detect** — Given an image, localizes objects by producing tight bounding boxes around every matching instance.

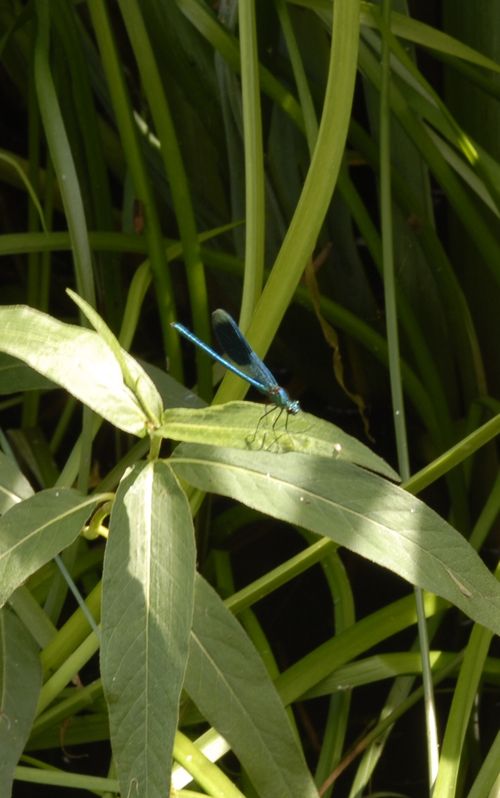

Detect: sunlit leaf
[0,305,163,437]
[101,461,195,798]
[171,444,500,635]
[0,489,102,608]
[67,289,163,426]
[160,401,399,480]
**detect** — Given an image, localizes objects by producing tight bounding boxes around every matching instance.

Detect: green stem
[174,730,246,798]
[380,1,438,789]
[214,0,361,403]
[36,631,100,715]
[34,0,95,307]
[87,0,182,377]
[117,0,211,398]
[238,0,265,327]
[14,765,118,794]
[405,413,500,496]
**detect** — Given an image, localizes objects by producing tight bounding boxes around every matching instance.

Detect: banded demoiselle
[172,309,300,416]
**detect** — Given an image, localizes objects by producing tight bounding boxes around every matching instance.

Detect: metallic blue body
[172,309,300,415]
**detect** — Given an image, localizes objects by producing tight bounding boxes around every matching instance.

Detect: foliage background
[0,1,499,797]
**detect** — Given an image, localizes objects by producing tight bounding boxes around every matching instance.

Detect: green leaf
[171,444,500,636]
[185,574,319,798]
[361,1,500,71]
[0,353,55,394]
[0,451,33,515]
[160,401,399,480]
[67,289,163,426]
[0,489,102,608]
[0,609,41,797]
[304,1,500,72]
[0,151,47,232]
[139,360,206,410]
[101,461,196,798]
[0,305,163,436]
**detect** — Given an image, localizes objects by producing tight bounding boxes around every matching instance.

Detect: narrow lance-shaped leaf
[0,451,34,515]
[171,444,500,636]
[0,353,55,395]
[0,609,42,797]
[101,461,196,798]
[0,489,103,608]
[0,305,163,436]
[67,288,161,426]
[185,574,319,798]
[160,401,399,480]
